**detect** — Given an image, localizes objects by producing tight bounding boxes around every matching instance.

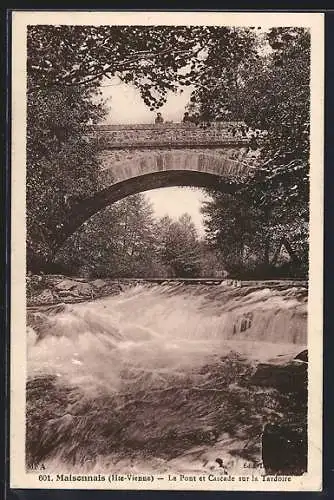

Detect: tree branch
[29,47,198,90]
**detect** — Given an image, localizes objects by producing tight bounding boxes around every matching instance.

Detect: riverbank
[27,274,308,308]
[26,275,128,307]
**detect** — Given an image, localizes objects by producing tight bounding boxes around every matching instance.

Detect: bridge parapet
[90,122,250,149]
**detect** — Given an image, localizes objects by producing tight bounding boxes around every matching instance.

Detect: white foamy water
[26,283,307,474]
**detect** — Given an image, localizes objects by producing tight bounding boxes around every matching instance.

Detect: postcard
[10,10,323,492]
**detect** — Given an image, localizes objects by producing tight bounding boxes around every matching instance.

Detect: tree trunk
[282,236,300,265]
[263,238,271,266]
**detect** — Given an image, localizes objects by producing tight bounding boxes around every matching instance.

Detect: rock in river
[54,279,80,291]
[35,289,55,304]
[262,422,307,476]
[249,350,307,394]
[75,282,93,296]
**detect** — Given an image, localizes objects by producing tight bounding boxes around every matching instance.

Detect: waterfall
[26,283,307,475]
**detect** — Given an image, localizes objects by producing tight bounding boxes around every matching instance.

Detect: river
[26,282,307,476]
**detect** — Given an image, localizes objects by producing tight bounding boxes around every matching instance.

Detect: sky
[101,77,194,124]
[101,79,211,235]
[144,187,210,236]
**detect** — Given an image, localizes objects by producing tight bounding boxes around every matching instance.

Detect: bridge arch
[97,148,252,187]
[54,138,260,247]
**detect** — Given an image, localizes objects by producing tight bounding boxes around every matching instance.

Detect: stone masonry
[54,122,261,245]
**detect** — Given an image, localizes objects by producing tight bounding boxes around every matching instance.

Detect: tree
[55,197,209,279]
[27,25,257,109]
[26,85,106,271]
[185,26,260,121]
[157,213,202,277]
[194,28,311,276]
[201,191,264,275]
[197,241,228,278]
[55,194,164,278]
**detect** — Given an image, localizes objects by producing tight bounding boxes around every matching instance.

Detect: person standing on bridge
[155,112,164,124]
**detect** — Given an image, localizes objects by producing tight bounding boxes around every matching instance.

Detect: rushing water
[26,283,307,475]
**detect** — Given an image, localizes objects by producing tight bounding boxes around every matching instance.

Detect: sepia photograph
[10,11,323,491]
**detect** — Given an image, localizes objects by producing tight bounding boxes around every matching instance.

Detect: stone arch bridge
[56,122,261,246]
